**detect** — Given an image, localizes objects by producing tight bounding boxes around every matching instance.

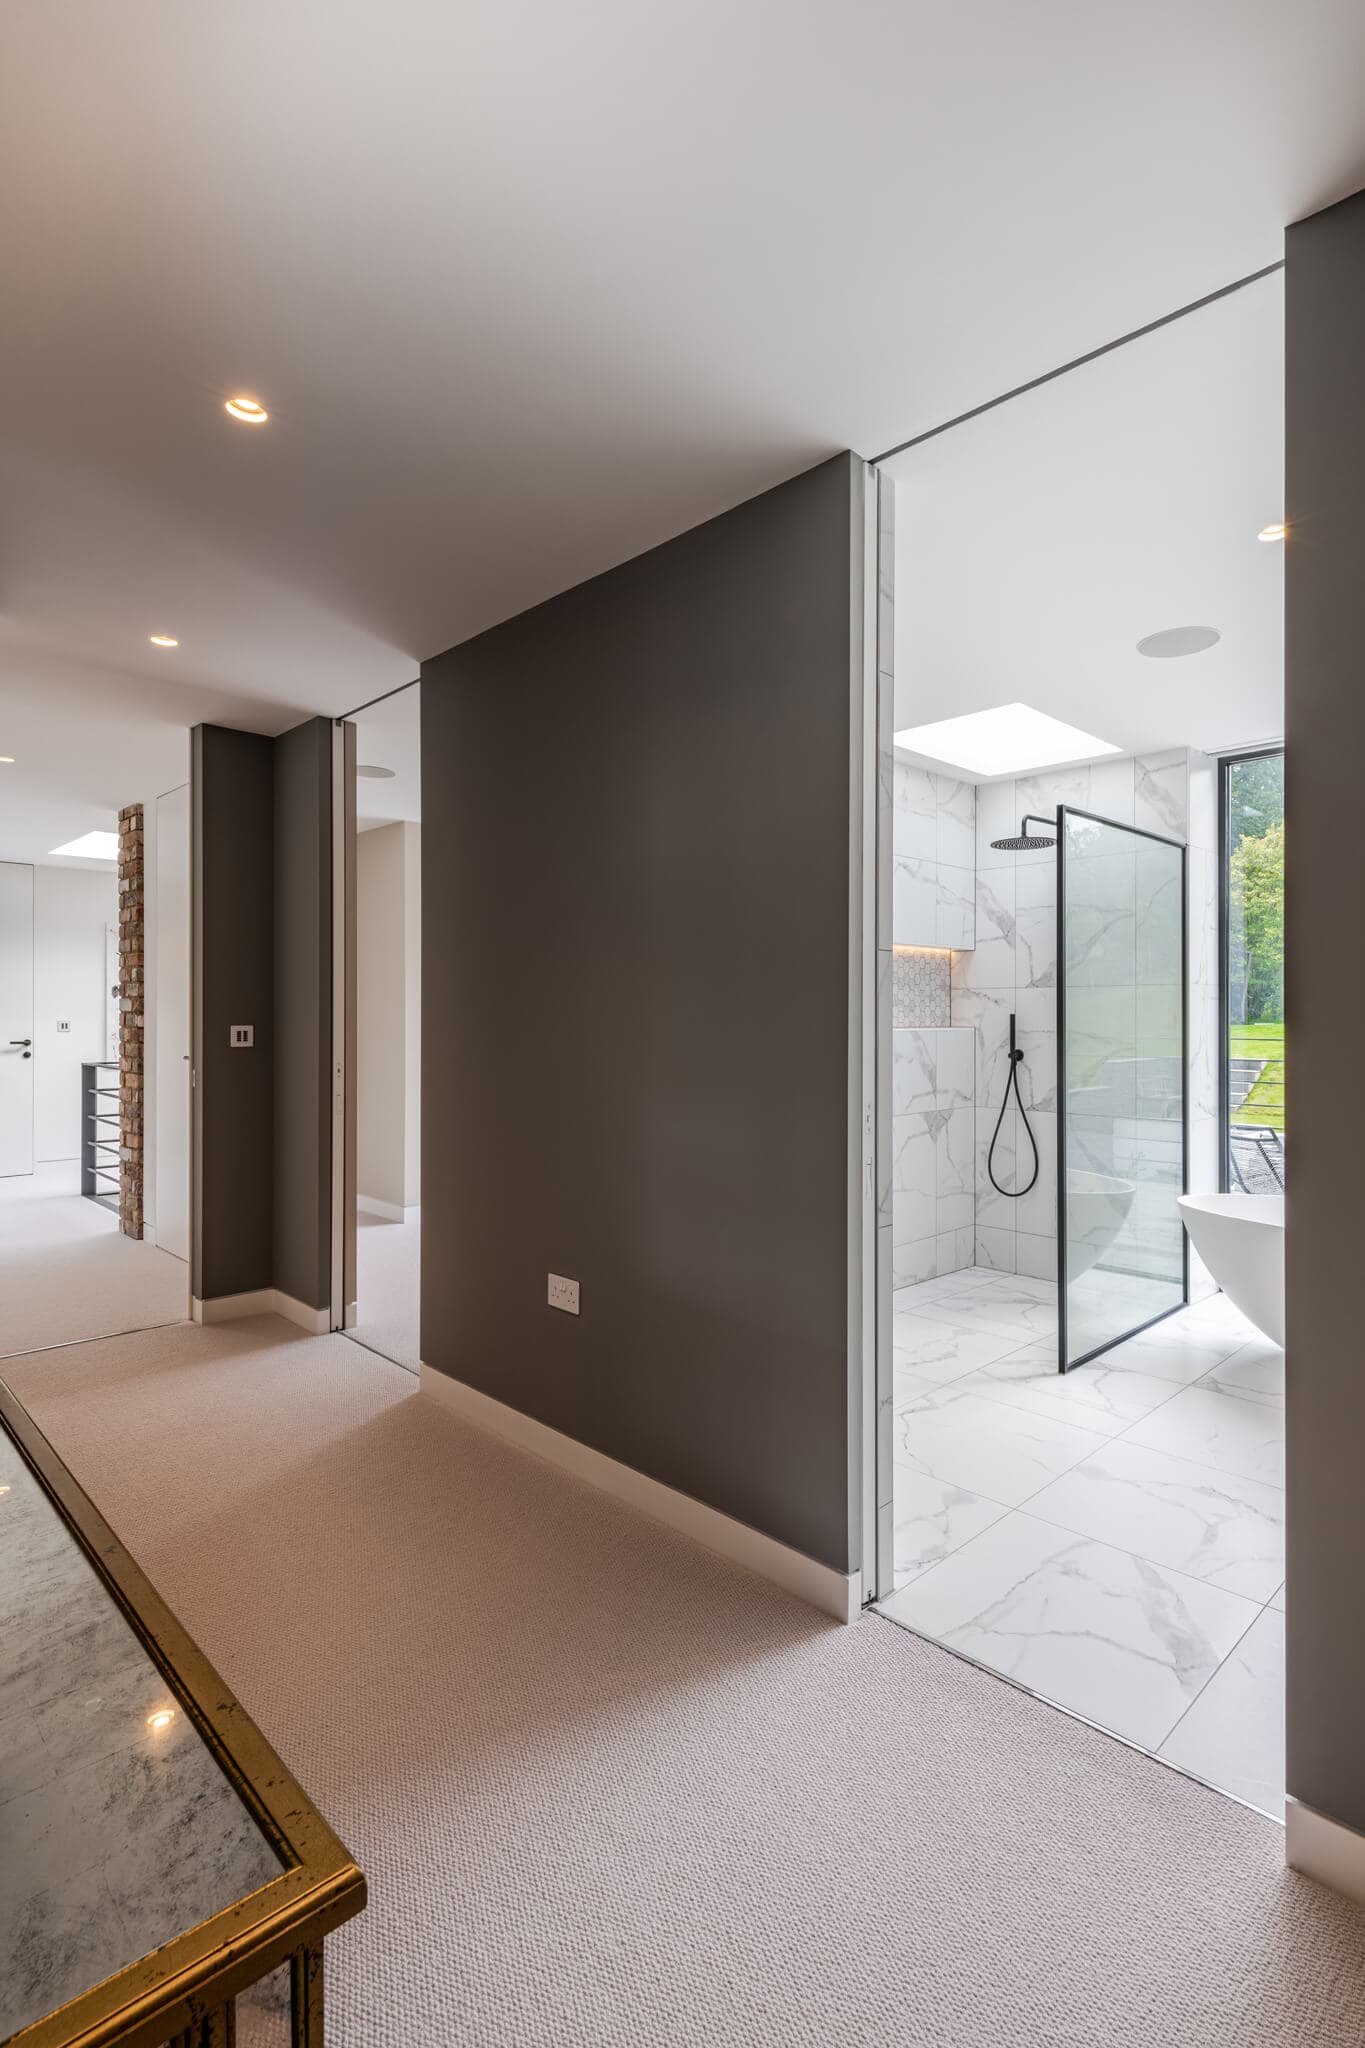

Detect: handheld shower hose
[986,1011,1040,1198]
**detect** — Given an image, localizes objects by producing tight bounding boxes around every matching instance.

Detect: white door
[0,863,35,1178]
[155,785,191,1261]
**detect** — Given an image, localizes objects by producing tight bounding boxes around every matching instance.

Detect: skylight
[47,831,119,862]
[893,703,1120,779]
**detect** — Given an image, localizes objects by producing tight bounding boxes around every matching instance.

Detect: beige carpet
[0,1165,188,1358]
[6,1318,1365,2048]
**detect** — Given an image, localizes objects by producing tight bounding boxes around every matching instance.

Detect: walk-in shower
[971,803,1189,1370]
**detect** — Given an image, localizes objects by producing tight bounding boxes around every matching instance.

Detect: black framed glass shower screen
[1057,806,1188,1371]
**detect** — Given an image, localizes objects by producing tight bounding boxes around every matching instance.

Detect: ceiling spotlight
[149,634,179,648]
[146,1707,176,1732]
[225,395,269,425]
[356,764,396,779]
[0,756,13,765]
[1136,626,1221,660]
[1257,523,1287,543]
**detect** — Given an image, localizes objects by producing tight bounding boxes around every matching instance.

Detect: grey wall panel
[1284,187,1365,1835]
[420,453,858,1571]
[192,725,275,1301]
[273,716,333,1310]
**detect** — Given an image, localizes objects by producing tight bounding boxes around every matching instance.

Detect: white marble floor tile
[1158,1607,1284,1818]
[893,1310,1024,1383]
[892,1470,1009,1587]
[966,1345,1183,1437]
[1124,1382,1284,1488]
[881,1512,1261,1751]
[1170,1292,1264,1348]
[1023,1437,1285,1601]
[892,1380,1108,1507]
[1202,1340,1285,1401]
[923,1288,1059,1344]
[1096,1326,1243,1387]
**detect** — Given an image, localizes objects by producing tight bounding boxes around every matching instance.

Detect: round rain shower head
[990,814,1057,852]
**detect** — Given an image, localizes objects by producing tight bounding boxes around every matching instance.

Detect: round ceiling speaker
[356,764,396,779]
[1135,626,1221,659]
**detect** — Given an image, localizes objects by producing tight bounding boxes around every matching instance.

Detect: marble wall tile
[1134,750,1188,839]
[958,871,1015,989]
[1013,1110,1057,1241]
[893,1235,938,1287]
[935,1104,976,1205]
[975,1223,1017,1272]
[892,1029,938,1114]
[934,776,976,869]
[934,1027,975,1108]
[891,1114,936,1243]
[892,856,937,945]
[1088,755,1136,827]
[935,865,975,948]
[975,779,1019,872]
[892,753,976,948]
[1015,1229,1057,1282]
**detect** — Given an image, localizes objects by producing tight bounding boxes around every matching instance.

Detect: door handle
[9,1039,31,1046]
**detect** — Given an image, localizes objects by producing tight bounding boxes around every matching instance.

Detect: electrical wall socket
[229,1025,254,1048]
[547,1273,580,1315]
[56,1020,71,1034]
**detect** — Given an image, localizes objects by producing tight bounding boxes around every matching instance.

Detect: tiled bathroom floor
[878,1269,1285,1818]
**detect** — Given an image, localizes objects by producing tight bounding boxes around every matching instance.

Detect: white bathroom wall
[33,865,118,1163]
[953,749,1211,1280]
[891,758,976,947]
[356,820,421,1215]
[891,1027,975,1283]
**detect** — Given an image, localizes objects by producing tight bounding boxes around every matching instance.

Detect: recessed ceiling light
[356,764,396,779]
[893,703,1120,780]
[0,756,13,765]
[225,395,268,424]
[147,1707,176,1731]
[149,634,179,648]
[49,831,119,861]
[1258,523,1287,543]
[1136,626,1221,659]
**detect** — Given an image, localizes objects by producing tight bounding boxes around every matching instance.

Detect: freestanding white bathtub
[1177,1192,1284,1347]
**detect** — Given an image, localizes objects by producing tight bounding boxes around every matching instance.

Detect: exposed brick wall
[118,803,144,1238]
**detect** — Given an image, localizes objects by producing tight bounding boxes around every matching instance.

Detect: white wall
[356,821,421,1214]
[33,865,118,1162]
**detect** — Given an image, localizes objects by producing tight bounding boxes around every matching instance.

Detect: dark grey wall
[192,724,275,1301]
[420,453,860,1571]
[192,717,332,1310]
[1284,187,1365,1835]
[273,717,334,1310]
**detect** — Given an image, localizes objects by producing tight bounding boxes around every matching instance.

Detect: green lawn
[1230,1021,1285,1131]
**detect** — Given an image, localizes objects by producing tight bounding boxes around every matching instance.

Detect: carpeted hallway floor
[5,1317,1365,2047]
[0,1164,188,1358]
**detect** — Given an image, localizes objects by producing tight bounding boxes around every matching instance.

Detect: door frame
[0,860,35,1179]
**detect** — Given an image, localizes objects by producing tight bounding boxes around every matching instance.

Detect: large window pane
[1224,752,1285,1192]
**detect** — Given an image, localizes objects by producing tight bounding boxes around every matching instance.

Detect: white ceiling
[887,270,1285,767]
[2,1,1361,857]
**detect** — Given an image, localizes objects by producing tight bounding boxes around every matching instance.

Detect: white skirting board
[420,1365,860,1624]
[356,1195,420,1224]
[1286,1797,1365,1908]
[192,1289,331,1335]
